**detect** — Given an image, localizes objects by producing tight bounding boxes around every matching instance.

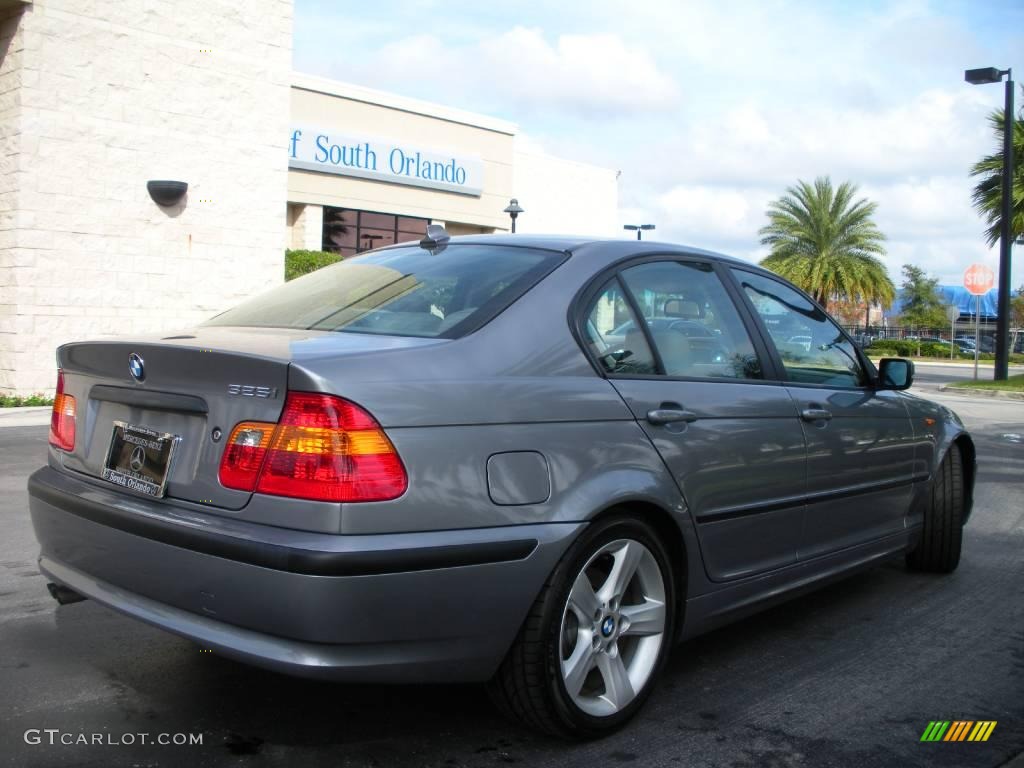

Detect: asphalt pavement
[1,374,1022,768]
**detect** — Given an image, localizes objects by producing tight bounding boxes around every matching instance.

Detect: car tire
[487,514,677,739]
[906,443,964,574]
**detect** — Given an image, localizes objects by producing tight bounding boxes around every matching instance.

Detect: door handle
[646,408,698,425]
[800,408,833,422]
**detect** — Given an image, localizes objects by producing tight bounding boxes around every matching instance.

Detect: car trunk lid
[55,327,447,511]
[57,337,296,509]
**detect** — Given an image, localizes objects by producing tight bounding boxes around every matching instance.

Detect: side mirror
[878,357,914,390]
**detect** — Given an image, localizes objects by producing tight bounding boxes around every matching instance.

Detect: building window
[321,207,429,256]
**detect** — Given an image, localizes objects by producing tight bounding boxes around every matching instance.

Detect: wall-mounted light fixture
[146,180,188,207]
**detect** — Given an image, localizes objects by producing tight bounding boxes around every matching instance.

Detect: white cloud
[293,0,1022,288]
[613,87,1003,282]
[628,88,992,192]
[654,185,763,244]
[336,27,679,117]
[865,177,982,240]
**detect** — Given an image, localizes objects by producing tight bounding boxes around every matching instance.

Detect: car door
[729,268,917,558]
[579,258,808,582]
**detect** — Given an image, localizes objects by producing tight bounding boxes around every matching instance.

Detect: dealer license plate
[101,421,179,498]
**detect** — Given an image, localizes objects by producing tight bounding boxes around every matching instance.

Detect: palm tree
[759,177,895,318]
[969,93,1024,247]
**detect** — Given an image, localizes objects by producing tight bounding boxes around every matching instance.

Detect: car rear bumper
[28,466,582,682]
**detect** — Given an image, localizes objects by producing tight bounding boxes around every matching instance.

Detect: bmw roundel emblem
[128,353,145,382]
[601,616,616,637]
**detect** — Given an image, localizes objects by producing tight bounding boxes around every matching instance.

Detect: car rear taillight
[218,393,407,502]
[219,422,274,492]
[48,370,76,451]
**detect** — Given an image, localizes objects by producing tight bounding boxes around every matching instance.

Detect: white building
[0,0,618,395]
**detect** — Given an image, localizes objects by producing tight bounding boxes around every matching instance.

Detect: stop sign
[963,263,995,296]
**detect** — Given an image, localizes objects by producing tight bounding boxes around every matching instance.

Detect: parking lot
[1,370,1022,768]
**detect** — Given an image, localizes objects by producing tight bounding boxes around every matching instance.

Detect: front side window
[732,269,866,388]
[618,261,763,379]
[583,278,658,375]
[207,244,565,338]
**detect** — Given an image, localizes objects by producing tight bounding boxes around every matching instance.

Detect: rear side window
[619,261,763,380]
[206,244,566,338]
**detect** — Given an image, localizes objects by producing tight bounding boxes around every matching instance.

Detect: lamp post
[503,198,524,233]
[624,224,655,240]
[965,66,1015,380]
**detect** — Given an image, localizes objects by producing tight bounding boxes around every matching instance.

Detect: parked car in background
[955,334,995,353]
[28,233,976,738]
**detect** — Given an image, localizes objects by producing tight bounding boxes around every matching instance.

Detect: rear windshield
[205,244,567,338]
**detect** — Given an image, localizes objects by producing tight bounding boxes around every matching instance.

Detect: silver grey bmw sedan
[29,231,975,738]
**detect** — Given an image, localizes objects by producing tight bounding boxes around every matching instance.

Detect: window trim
[584,276,662,376]
[617,274,668,376]
[570,253,778,384]
[725,266,877,391]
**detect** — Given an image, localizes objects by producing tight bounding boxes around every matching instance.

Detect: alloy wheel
[558,538,667,717]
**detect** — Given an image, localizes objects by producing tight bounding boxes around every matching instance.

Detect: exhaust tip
[47,582,86,605]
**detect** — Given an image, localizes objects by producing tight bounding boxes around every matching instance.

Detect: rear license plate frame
[101,420,180,498]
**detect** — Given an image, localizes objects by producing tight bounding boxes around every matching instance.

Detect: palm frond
[759,176,894,309]
[969,97,1024,247]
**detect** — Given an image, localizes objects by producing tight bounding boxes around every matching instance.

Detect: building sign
[287,125,483,197]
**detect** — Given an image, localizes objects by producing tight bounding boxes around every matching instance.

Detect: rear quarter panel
[339,418,687,533]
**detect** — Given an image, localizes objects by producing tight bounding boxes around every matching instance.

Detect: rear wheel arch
[588,500,689,632]
[489,509,682,737]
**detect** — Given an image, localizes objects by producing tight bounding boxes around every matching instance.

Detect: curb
[0,406,52,427]
[938,385,1024,401]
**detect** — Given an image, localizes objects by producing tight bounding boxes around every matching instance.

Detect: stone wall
[0,4,26,394]
[0,0,293,394]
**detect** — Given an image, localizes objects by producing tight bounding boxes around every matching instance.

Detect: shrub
[867,340,915,356]
[869,340,966,358]
[284,249,343,281]
[867,340,1023,362]
[0,393,54,408]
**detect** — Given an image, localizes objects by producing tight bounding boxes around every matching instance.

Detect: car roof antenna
[419,224,450,254]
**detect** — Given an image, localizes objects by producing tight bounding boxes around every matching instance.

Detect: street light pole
[503,198,524,233]
[623,224,655,240]
[997,73,1014,379]
[965,66,1015,380]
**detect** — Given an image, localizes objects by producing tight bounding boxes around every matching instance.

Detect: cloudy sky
[293,0,1023,288]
